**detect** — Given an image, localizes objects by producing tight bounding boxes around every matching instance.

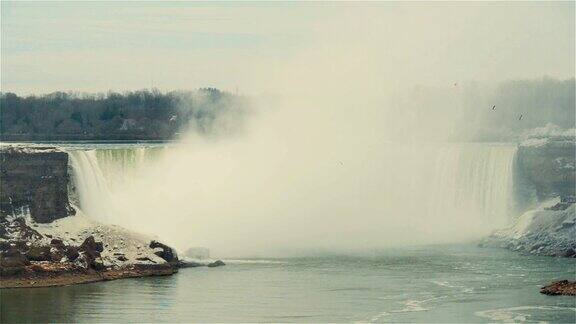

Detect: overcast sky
[1,1,574,95]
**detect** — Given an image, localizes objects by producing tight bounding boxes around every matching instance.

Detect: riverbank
[0,263,176,289]
[479,199,575,257]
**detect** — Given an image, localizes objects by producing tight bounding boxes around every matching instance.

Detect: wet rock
[80,235,104,254]
[0,241,12,252]
[0,245,31,276]
[50,250,64,262]
[78,236,104,270]
[177,260,205,268]
[540,280,576,296]
[559,248,576,258]
[149,240,178,264]
[207,260,225,268]
[0,247,30,276]
[81,250,101,269]
[50,238,65,250]
[27,245,51,261]
[65,246,79,261]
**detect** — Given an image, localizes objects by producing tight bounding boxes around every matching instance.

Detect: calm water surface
[1,245,575,323]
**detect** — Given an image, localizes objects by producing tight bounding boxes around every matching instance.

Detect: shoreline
[0,264,176,289]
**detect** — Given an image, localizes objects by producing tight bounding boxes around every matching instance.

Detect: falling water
[429,144,517,229]
[67,147,165,224]
[66,143,517,255]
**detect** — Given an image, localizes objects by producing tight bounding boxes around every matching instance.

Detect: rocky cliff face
[516,137,575,202]
[0,146,75,223]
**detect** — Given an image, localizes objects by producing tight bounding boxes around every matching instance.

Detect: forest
[0,88,246,141]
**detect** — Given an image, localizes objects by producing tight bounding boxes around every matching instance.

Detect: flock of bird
[454,82,524,121]
[491,104,523,120]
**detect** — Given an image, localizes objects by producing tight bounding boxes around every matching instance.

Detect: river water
[2,245,574,323]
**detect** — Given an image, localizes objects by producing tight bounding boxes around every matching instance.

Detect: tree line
[0,88,247,141]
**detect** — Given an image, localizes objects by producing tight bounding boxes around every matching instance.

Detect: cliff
[516,137,575,201]
[0,146,74,223]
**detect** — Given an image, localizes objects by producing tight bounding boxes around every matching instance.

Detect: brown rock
[27,245,51,261]
[13,240,29,252]
[80,236,104,254]
[65,246,80,261]
[50,238,65,250]
[540,280,576,296]
[149,240,178,264]
[50,250,64,262]
[0,246,30,276]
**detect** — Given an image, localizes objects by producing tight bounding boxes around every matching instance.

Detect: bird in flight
[519,114,523,120]
[492,105,496,110]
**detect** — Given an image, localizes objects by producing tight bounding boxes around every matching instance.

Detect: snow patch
[9,207,167,267]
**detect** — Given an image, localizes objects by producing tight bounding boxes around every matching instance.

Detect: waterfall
[65,143,517,253]
[429,144,517,229]
[67,147,165,223]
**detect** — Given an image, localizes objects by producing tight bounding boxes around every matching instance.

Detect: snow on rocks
[3,207,167,268]
[480,199,576,257]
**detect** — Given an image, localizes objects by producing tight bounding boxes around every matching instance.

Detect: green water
[1,245,575,323]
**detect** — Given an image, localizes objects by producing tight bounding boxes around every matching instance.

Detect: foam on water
[475,306,576,323]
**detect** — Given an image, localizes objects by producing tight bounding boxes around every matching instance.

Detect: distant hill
[0,88,247,141]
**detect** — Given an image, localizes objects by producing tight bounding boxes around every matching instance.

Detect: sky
[1,1,574,95]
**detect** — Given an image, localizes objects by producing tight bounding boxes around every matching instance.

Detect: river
[1,244,575,323]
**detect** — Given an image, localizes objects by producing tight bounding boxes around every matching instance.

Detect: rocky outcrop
[149,240,179,265]
[0,245,30,276]
[481,201,575,257]
[0,146,74,223]
[540,280,576,296]
[0,213,182,288]
[177,259,226,268]
[207,260,226,268]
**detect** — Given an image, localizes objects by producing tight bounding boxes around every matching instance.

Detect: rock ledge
[540,280,576,296]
